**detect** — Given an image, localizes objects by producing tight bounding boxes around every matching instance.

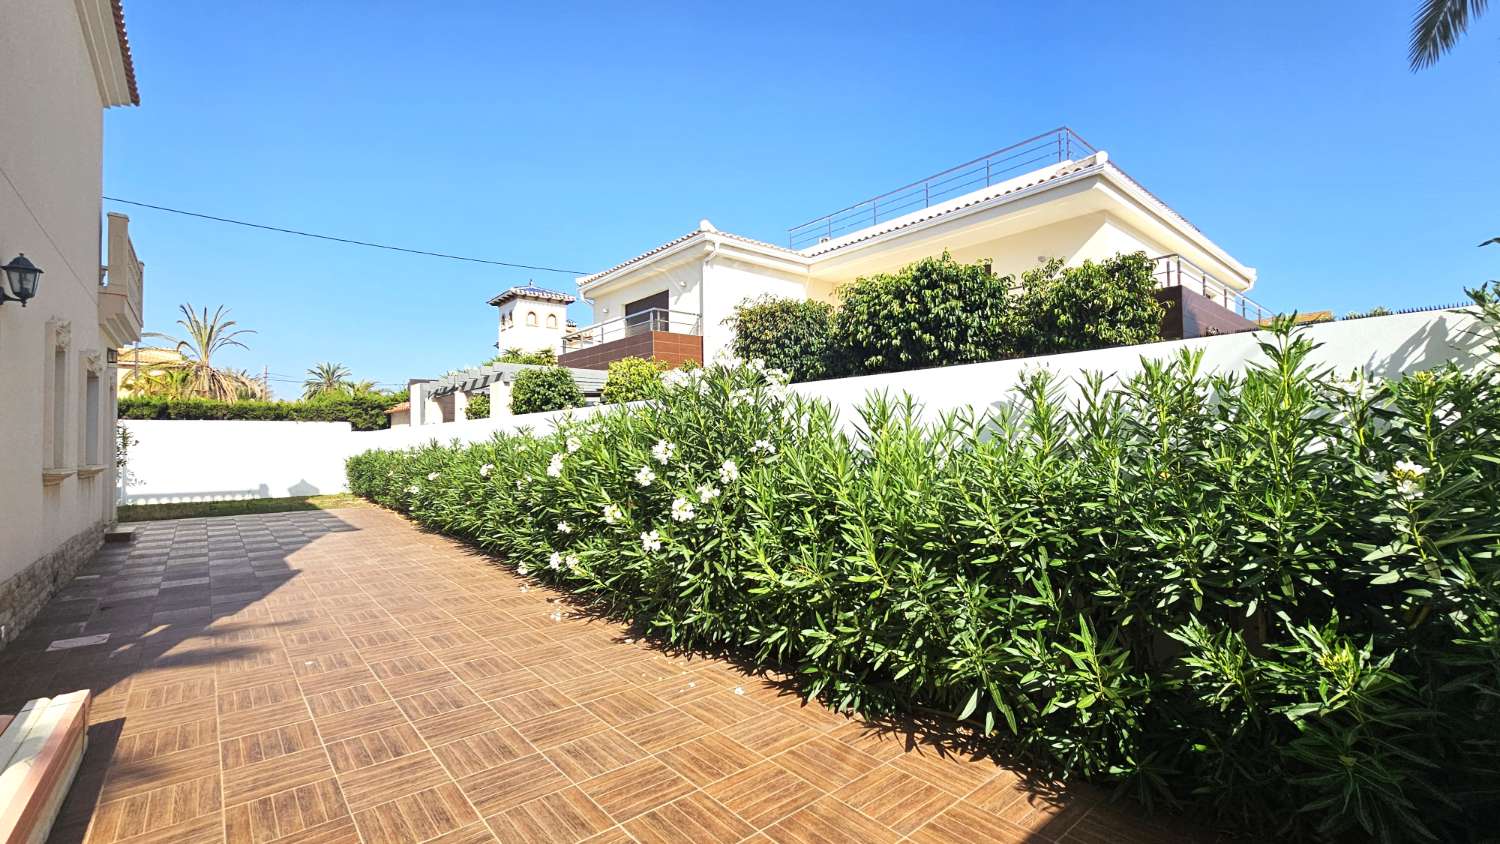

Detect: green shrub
[1005,252,1164,356]
[465,392,491,418]
[348,290,1500,843]
[510,366,583,415]
[601,357,668,404]
[119,391,402,431]
[726,296,835,382]
[828,251,1012,375]
[486,348,557,366]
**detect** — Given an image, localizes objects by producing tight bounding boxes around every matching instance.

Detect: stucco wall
[118,421,356,504]
[497,297,569,353]
[0,0,115,583]
[700,255,809,361]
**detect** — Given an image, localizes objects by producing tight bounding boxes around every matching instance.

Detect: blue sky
[104,1,1499,398]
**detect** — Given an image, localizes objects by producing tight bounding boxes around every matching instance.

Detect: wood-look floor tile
[582,689,671,727]
[98,744,220,803]
[457,752,570,816]
[542,729,649,782]
[622,791,755,844]
[432,727,535,778]
[703,760,823,829]
[351,782,478,844]
[223,747,335,806]
[774,736,882,792]
[764,796,903,844]
[394,684,480,721]
[615,707,712,753]
[221,776,351,843]
[306,681,390,718]
[578,758,694,822]
[467,667,549,701]
[325,722,427,773]
[656,732,762,786]
[124,677,217,712]
[87,773,221,843]
[110,716,218,764]
[312,700,408,743]
[221,720,323,770]
[484,787,617,844]
[489,686,575,723]
[832,766,958,835]
[724,712,820,757]
[217,679,310,738]
[411,702,508,746]
[337,750,450,812]
[888,747,1001,797]
[907,800,1033,844]
[512,706,609,750]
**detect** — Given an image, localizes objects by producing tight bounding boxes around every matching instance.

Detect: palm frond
[1410,0,1489,70]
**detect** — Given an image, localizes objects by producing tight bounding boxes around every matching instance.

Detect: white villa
[554,128,1264,370]
[488,283,576,354]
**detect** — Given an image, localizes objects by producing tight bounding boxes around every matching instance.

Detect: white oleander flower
[640,530,662,552]
[547,453,564,477]
[1391,460,1429,500]
[652,439,676,465]
[730,388,752,404]
[427,472,441,481]
[517,562,531,576]
[751,439,776,456]
[718,459,739,483]
[750,358,766,372]
[635,465,657,487]
[557,520,572,534]
[663,369,689,388]
[1393,459,1429,476]
[764,367,789,386]
[566,435,582,453]
[603,503,623,524]
[479,463,494,477]
[670,497,696,523]
[548,551,563,570]
[696,483,720,504]
[565,553,579,571]
[406,484,420,495]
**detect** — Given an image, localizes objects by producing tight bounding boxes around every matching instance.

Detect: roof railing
[787,127,1097,250]
[1152,254,1271,323]
[561,308,702,351]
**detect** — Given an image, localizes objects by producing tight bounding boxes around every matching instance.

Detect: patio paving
[1,507,1213,844]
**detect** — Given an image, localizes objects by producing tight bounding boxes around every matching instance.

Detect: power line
[102,196,589,275]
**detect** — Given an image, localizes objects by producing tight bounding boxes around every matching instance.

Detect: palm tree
[143,304,259,401]
[303,362,353,399]
[1410,0,1488,69]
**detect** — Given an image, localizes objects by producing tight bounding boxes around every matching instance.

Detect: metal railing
[561,308,702,351]
[787,127,1097,250]
[1153,254,1271,323]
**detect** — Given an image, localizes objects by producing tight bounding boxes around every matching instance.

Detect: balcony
[558,308,703,370]
[98,212,144,348]
[1152,254,1269,338]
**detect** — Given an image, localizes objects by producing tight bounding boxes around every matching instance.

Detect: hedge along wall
[347,300,1500,842]
[118,394,400,431]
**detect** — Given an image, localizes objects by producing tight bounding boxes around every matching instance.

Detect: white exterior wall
[588,261,702,327]
[497,297,570,353]
[116,311,1485,503]
[700,256,809,360]
[119,421,355,504]
[0,0,119,585]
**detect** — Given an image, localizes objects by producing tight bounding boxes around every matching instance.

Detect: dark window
[624,291,669,335]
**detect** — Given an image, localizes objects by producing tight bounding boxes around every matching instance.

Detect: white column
[453,390,470,422]
[488,381,513,419]
[408,383,426,426]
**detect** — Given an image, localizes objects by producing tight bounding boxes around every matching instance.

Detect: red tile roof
[111,0,140,105]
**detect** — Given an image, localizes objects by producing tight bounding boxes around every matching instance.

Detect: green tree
[727,296,835,382]
[486,347,558,366]
[302,362,353,399]
[829,252,1014,375]
[1004,252,1164,356]
[1410,0,1489,69]
[466,392,491,418]
[511,366,583,414]
[142,303,265,401]
[602,357,668,404]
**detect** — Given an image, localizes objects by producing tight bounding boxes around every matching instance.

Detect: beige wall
[497,297,570,353]
[0,0,120,594]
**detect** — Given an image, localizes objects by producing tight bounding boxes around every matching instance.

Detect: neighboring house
[405,363,606,425]
[113,343,181,395]
[0,0,143,647]
[489,283,575,354]
[559,128,1265,369]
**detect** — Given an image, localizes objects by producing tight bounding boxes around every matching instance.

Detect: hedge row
[118,393,401,431]
[347,298,1500,842]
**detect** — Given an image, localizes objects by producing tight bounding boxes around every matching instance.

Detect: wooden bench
[0,691,91,844]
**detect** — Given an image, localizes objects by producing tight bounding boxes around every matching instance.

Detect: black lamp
[0,253,43,306]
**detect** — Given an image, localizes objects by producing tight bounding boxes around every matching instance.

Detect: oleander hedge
[119,392,401,431]
[347,294,1500,842]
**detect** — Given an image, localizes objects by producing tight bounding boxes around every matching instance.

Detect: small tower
[487,282,576,354]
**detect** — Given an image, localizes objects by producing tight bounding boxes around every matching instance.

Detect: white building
[489,283,575,355]
[558,129,1263,370]
[1,0,143,647]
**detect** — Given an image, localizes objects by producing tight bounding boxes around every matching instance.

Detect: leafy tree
[141,304,266,401]
[726,296,835,382]
[486,347,558,366]
[303,362,354,399]
[510,366,583,414]
[602,357,668,404]
[1410,0,1489,69]
[829,252,1013,375]
[466,392,491,418]
[1004,252,1164,356]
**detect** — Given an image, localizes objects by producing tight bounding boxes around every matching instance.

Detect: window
[50,347,67,468]
[84,371,101,466]
[546,314,558,329]
[624,291,670,336]
[526,311,538,327]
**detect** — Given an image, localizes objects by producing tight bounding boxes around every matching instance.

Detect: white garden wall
[118,309,1487,505]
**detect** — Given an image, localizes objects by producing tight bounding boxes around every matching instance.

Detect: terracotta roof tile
[112,0,140,105]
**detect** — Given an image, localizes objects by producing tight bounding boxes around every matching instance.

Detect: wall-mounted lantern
[0,253,44,307]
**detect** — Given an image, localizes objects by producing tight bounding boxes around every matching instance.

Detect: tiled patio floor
[2,507,1213,844]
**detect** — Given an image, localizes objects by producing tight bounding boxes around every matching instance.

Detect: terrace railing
[561,308,702,351]
[1153,254,1272,323]
[787,127,1097,250]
